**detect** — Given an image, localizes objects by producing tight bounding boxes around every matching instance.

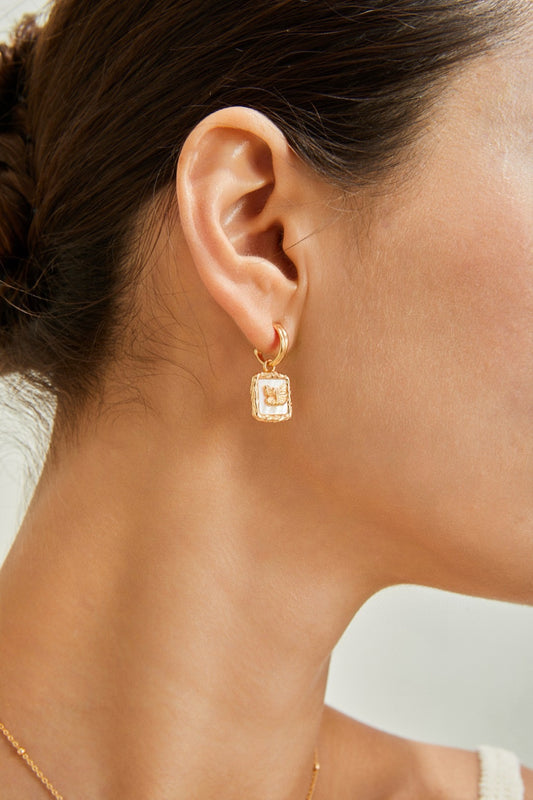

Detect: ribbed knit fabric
[478,746,524,800]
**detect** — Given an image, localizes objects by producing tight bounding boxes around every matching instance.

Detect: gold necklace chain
[306,749,321,800]
[0,722,64,800]
[1,720,320,800]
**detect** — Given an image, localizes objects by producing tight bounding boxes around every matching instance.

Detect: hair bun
[0,16,40,340]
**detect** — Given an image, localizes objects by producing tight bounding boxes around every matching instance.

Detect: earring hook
[254,323,289,372]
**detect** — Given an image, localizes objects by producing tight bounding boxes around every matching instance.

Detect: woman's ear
[176,106,309,355]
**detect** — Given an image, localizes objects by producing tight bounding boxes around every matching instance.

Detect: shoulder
[320,705,425,800]
[524,766,533,798]
[415,741,532,800]
[321,705,455,800]
[322,705,531,800]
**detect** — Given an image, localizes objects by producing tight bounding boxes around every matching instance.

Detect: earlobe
[176,107,307,355]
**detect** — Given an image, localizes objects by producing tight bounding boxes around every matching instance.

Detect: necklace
[1,720,320,800]
[0,722,64,800]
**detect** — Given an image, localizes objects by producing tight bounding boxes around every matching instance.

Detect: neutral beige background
[0,0,532,769]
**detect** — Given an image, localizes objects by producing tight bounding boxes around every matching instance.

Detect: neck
[0,397,380,800]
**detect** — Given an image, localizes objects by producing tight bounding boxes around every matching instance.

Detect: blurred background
[0,0,532,770]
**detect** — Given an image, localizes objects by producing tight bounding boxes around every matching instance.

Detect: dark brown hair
[0,0,524,425]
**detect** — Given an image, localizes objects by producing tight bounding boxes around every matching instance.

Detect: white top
[478,746,524,800]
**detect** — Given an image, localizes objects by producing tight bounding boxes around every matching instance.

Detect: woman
[0,0,531,798]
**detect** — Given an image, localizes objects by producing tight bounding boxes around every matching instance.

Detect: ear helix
[250,323,292,422]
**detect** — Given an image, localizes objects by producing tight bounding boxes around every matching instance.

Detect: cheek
[408,178,532,422]
[299,168,533,599]
[381,188,533,594]
[355,176,532,460]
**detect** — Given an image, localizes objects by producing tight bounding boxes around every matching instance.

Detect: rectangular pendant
[251,371,292,422]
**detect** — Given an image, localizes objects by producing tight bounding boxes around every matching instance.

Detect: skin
[0,36,532,800]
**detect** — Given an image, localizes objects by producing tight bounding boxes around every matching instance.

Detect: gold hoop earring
[251,323,292,422]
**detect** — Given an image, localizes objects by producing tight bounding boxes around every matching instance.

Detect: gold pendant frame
[251,370,292,422]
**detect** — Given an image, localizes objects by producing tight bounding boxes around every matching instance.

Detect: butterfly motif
[263,384,289,406]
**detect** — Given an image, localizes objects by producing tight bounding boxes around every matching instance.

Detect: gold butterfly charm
[263,384,289,406]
